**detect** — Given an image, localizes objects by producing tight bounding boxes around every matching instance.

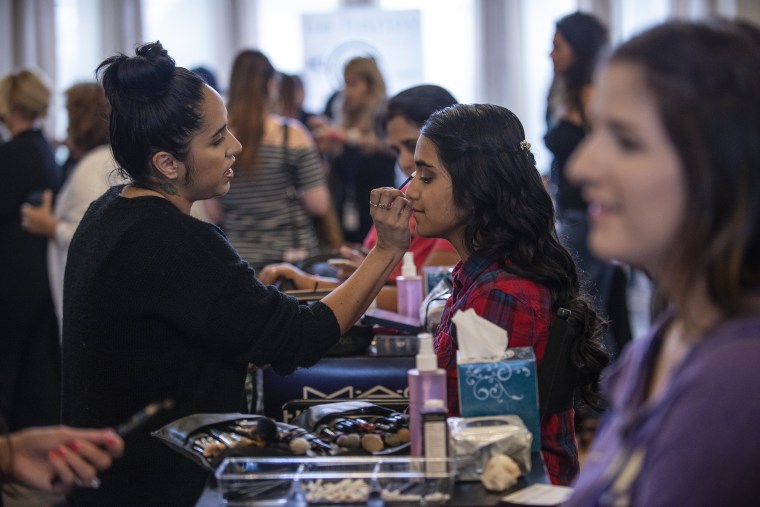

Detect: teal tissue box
[457,347,540,451]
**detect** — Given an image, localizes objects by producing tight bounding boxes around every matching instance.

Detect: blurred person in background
[0,68,62,431]
[277,73,313,127]
[545,12,631,360]
[309,56,397,244]
[190,66,220,94]
[204,50,332,268]
[21,82,127,333]
[544,13,632,447]
[276,72,343,252]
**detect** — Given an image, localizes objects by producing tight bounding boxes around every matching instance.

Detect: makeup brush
[116,398,175,437]
[397,171,415,190]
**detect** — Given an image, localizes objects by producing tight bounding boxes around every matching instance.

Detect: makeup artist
[61,42,411,507]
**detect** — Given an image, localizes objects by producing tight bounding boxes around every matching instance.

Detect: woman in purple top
[566,20,760,506]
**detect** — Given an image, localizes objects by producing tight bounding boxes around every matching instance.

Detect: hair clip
[519,140,531,151]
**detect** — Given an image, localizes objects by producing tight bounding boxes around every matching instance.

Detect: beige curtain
[101,0,143,59]
[0,0,57,135]
[475,0,524,115]
[7,0,56,75]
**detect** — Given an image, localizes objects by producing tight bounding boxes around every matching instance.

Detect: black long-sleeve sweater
[62,185,340,506]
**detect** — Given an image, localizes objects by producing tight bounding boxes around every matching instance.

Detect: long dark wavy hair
[421,103,608,409]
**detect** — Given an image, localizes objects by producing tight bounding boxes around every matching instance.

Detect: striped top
[220,141,326,267]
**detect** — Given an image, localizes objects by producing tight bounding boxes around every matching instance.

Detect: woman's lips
[587,201,615,221]
[223,167,234,180]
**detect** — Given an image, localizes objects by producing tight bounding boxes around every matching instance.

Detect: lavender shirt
[566,313,760,507]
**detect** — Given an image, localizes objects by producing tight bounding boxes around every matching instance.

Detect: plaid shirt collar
[451,255,509,300]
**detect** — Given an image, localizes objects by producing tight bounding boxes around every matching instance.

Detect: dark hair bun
[99,41,175,107]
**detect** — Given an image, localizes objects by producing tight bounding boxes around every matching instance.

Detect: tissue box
[457,347,540,451]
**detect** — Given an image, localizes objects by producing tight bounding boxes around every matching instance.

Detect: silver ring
[369,201,379,208]
[75,477,101,489]
[377,203,388,209]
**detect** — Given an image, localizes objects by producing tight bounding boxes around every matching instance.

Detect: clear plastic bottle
[397,252,423,321]
[408,333,447,457]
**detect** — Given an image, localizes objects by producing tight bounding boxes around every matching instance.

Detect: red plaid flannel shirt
[434,256,579,485]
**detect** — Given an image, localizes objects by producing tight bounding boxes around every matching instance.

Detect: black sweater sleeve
[104,199,341,374]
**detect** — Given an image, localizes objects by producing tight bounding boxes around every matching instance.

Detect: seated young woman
[408,103,608,485]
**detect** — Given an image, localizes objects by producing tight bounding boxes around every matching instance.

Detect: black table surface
[194,452,548,506]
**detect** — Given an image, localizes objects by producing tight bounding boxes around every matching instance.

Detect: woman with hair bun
[62,41,411,506]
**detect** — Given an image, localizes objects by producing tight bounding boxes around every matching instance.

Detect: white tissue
[452,308,508,362]
[481,454,522,491]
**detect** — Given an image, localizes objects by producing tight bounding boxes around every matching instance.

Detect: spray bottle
[397,252,423,321]
[407,333,447,456]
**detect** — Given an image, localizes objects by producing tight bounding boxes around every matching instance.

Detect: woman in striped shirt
[206,50,332,268]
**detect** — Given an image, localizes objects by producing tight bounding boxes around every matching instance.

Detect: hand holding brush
[49,399,173,491]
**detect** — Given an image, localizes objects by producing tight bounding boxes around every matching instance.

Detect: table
[194,452,548,506]
[194,336,549,505]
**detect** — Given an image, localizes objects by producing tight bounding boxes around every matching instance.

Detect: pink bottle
[408,333,447,457]
[396,252,423,322]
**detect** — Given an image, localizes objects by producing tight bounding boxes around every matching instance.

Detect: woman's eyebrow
[210,124,227,138]
[606,117,640,138]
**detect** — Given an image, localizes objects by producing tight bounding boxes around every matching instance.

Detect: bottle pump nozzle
[401,252,417,278]
[416,333,437,371]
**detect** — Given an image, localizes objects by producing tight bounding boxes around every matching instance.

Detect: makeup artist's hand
[369,188,412,255]
[0,426,124,495]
